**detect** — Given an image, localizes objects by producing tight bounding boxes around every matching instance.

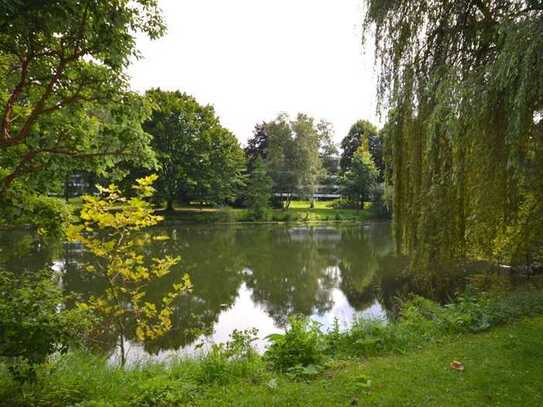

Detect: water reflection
[0,222,413,361]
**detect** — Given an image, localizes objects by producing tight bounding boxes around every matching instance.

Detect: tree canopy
[143,89,245,209]
[246,113,332,208]
[340,120,383,178]
[245,156,272,220]
[340,147,379,210]
[0,0,164,232]
[363,0,543,278]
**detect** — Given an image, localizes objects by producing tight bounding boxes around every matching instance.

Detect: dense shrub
[0,190,72,238]
[214,207,241,223]
[265,316,325,372]
[331,198,355,209]
[130,376,197,406]
[270,211,301,222]
[0,268,92,381]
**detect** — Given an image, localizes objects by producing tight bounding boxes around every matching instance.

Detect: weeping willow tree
[363,1,543,283]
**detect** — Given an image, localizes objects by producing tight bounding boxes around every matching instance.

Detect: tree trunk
[284,194,292,210]
[64,177,70,202]
[166,198,174,212]
[119,333,126,367]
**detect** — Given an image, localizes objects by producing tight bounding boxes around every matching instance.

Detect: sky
[128,0,378,146]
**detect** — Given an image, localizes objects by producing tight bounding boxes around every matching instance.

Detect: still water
[0,222,417,363]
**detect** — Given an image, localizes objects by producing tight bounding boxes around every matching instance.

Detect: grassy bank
[1,287,543,406]
[158,200,372,223]
[197,316,543,406]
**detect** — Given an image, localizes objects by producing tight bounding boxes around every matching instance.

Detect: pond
[0,222,423,363]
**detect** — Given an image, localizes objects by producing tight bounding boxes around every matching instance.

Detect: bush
[0,189,72,238]
[265,316,325,372]
[331,198,355,209]
[271,211,301,222]
[214,207,240,223]
[0,268,92,381]
[244,209,270,222]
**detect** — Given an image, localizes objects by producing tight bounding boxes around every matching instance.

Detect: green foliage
[493,192,543,267]
[269,211,302,222]
[245,123,269,172]
[67,175,191,365]
[247,113,333,208]
[340,120,382,177]
[141,89,246,209]
[129,376,197,407]
[265,316,325,372]
[292,114,326,203]
[340,147,379,209]
[0,0,162,230]
[196,328,263,385]
[0,185,72,237]
[364,0,543,277]
[245,157,272,220]
[0,268,91,381]
[367,183,391,220]
[263,114,299,207]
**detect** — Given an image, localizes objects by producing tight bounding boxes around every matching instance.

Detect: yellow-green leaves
[67,175,191,365]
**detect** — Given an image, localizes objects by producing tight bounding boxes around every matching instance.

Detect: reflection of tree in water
[142,226,244,353]
[63,225,246,354]
[331,223,454,319]
[336,220,478,318]
[7,223,471,356]
[336,224,394,311]
[242,226,339,327]
[62,242,119,353]
[335,223,466,317]
[0,231,61,275]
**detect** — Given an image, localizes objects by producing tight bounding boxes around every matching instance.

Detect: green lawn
[287,200,367,221]
[196,316,543,406]
[67,198,371,223]
[160,200,369,223]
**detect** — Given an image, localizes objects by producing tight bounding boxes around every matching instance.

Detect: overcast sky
[128,0,378,146]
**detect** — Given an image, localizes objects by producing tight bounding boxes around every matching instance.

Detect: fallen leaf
[450,360,465,371]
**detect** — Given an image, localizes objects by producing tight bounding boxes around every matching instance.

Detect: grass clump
[325,287,543,360]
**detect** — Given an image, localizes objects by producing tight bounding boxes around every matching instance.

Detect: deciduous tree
[340,147,379,209]
[245,156,272,220]
[0,0,164,231]
[143,89,245,209]
[340,120,383,178]
[67,175,191,366]
[364,0,543,278]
